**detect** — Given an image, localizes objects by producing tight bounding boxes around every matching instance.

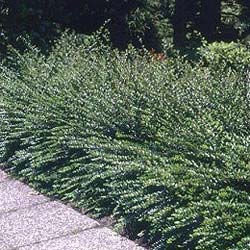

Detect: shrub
[198,41,250,72]
[0,32,250,250]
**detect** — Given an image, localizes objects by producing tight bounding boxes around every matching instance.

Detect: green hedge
[0,33,250,250]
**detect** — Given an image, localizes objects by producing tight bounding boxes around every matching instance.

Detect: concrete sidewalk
[0,170,144,250]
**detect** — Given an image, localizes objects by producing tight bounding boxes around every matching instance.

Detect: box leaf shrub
[0,32,250,250]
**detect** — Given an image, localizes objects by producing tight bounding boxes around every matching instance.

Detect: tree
[238,0,250,39]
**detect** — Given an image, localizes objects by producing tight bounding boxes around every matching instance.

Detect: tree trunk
[108,1,130,50]
[200,0,221,41]
[173,0,188,47]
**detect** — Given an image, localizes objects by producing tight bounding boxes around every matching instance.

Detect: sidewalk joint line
[12,224,104,250]
[0,200,51,216]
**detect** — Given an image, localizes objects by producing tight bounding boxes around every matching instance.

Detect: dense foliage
[0,32,249,249]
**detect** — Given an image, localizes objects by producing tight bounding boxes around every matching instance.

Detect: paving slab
[18,227,143,250]
[0,170,8,182]
[0,179,48,213]
[0,201,99,248]
[0,170,145,250]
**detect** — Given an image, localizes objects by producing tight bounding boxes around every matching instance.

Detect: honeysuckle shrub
[0,32,250,250]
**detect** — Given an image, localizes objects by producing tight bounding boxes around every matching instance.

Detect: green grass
[0,32,250,250]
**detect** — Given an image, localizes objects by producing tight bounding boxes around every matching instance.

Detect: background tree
[0,0,249,53]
